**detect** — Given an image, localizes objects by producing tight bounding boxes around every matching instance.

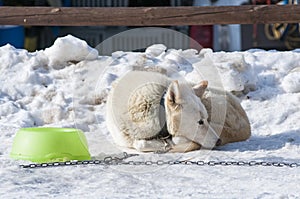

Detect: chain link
[19,153,300,169]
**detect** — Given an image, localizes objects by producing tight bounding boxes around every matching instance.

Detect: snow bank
[282,67,300,93]
[1,36,299,133]
[44,35,98,69]
[0,35,103,129]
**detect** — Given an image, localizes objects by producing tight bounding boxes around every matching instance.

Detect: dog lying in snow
[106,70,251,152]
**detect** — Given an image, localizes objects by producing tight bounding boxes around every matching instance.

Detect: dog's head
[165,80,221,149]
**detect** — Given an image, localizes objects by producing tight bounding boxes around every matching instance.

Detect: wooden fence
[0,5,300,26]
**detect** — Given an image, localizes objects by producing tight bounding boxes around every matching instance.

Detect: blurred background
[0,0,300,52]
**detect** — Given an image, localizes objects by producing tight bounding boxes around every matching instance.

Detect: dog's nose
[216,139,222,146]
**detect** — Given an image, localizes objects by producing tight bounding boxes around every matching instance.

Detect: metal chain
[20,152,300,169]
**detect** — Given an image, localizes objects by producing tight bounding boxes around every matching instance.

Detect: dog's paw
[154,146,172,154]
[133,139,171,153]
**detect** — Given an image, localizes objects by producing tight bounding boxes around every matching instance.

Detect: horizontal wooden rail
[0,5,300,26]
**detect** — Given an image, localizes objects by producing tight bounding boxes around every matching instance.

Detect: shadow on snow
[218,129,300,152]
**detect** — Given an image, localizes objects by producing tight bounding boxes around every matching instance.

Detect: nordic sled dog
[106,70,251,153]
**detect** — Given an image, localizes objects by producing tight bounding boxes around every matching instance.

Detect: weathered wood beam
[0,5,300,26]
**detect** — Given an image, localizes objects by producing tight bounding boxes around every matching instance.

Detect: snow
[0,35,300,198]
[44,35,99,69]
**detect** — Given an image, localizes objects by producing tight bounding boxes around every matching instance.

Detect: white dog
[106,70,251,153]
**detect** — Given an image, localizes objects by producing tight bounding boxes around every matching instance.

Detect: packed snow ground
[0,35,300,198]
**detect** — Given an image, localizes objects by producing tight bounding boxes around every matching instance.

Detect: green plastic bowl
[10,127,91,163]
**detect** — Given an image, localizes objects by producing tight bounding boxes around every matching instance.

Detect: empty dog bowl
[10,127,91,163]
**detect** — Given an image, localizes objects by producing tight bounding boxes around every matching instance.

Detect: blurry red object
[189,25,213,50]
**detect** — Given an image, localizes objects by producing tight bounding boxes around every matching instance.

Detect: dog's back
[106,71,170,148]
[201,88,251,145]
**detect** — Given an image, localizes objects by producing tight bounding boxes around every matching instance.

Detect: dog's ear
[167,80,181,105]
[193,80,208,97]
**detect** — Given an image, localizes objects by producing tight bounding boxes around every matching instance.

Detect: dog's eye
[198,119,204,125]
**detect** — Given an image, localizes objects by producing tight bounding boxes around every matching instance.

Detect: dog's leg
[133,139,171,153]
[169,136,201,153]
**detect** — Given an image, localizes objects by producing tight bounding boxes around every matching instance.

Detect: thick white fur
[106,71,171,152]
[106,70,251,152]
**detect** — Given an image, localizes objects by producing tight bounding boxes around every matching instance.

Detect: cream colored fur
[200,86,251,145]
[106,70,251,153]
